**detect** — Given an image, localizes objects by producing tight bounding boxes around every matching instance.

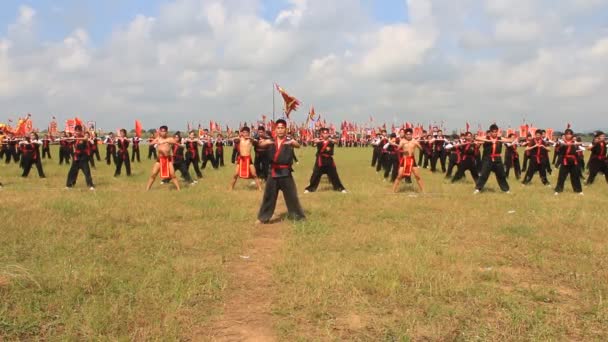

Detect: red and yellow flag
[275,83,300,119]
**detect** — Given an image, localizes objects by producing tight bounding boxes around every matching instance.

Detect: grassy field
[1,146,607,340]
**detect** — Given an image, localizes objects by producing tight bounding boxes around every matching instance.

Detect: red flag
[566,123,571,129]
[209,120,214,132]
[275,83,301,118]
[406,122,412,129]
[135,120,142,138]
[546,128,554,139]
[466,122,470,132]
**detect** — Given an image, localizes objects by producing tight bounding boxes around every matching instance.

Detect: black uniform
[430,138,447,172]
[20,140,45,178]
[41,138,52,159]
[215,140,225,167]
[522,139,549,185]
[59,138,71,165]
[5,137,20,164]
[304,140,346,192]
[105,137,117,165]
[383,141,400,182]
[254,141,269,179]
[586,140,607,184]
[66,139,94,188]
[147,138,157,159]
[554,142,582,193]
[184,140,203,178]
[452,142,479,183]
[201,140,217,169]
[114,138,131,176]
[172,144,194,183]
[131,137,141,162]
[504,143,521,180]
[257,137,305,223]
[475,138,510,192]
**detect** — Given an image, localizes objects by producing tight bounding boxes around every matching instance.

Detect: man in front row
[304,127,347,193]
[393,128,425,193]
[146,125,181,191]
[256,119,305,224]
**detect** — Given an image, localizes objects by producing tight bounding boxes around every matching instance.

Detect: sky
[1,0,607,132]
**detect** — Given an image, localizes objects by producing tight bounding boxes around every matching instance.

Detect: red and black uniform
[257,137,305,223]
[383,140,400,182]
[504,142,521,179]
[452,142,479,183]
[475,138,510,192]
[20,140,45,178]
[114,138,131,176]
[147,137,157,160]
[445,141,460,178]
[371,137,384,168]
[88,138,98,168]
[131,136,141,162]
[215,139,225,167]
[304,140,346,192]
[201,140,217,169]
[430,137,446,172]
[376,137,389,172]
[172,143,194,183]
[523,138,549,185]
[522,137,533,172]
[59,137,72,165]
[105,136,117,165]
[5,137,20,164]
[41,138,52,159]
[184,139,203,178]
[586,140,607,184]
[254,138,269,179]
[554,141,582,193]
[66,138,94,188]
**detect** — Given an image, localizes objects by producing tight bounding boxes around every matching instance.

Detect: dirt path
[205,219,286,341]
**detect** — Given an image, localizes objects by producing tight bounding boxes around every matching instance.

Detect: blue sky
[0,0,409,43]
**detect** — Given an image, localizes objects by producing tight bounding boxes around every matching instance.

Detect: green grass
[1,146,608,340]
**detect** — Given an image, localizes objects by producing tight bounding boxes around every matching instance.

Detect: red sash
[159,156,172,179]
[402,156,415,176]
[238,155,252,179]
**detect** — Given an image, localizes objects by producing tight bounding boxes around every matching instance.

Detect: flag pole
[272,83,275,121]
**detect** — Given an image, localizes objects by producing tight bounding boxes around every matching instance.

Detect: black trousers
[89,155,96,168]
[59,148,71,165]
[148,146,157,159]
[452,158,479,183]
[174,161,193,183]
[42,147,51,159]
[475,159,510,192]
[254,154,269,179]
[305,163,346,192]
[202,153,217,169]
[422,152,431,168]
[430,150,446,172]
[383,155,399,182]
[106,147,116,165]
[505,157,521,180]
[523,158,549,185]
[555,164,582,193]
[216,150,224,167]
[231,147,238,164]
[21,156,45,178]
[586,158,608,184]
[5,148,19,164]
[91,148,101,161]
[376,153,386,172]
[66,158,94,187]
[418,148,424,166]
[445,153,458,177]
[131,148,140,162]
[258,175,305,223]
[185,156,203,178]
[371,147,380,167]
[522,154,530,172]
[114,153,131,176]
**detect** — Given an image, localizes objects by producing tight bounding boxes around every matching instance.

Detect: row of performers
[0,130,232,178]
[371,126,607,194]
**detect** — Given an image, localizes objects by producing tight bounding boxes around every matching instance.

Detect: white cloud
[0,0,607,131]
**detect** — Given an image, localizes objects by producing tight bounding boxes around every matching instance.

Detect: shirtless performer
[393,128,425,193]
[145,125,181,191]
[229,126,263,191]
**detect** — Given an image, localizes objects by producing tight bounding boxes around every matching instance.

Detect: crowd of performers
[370,125,608,195]
[0,126,231,190]
[1,122,607,223]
